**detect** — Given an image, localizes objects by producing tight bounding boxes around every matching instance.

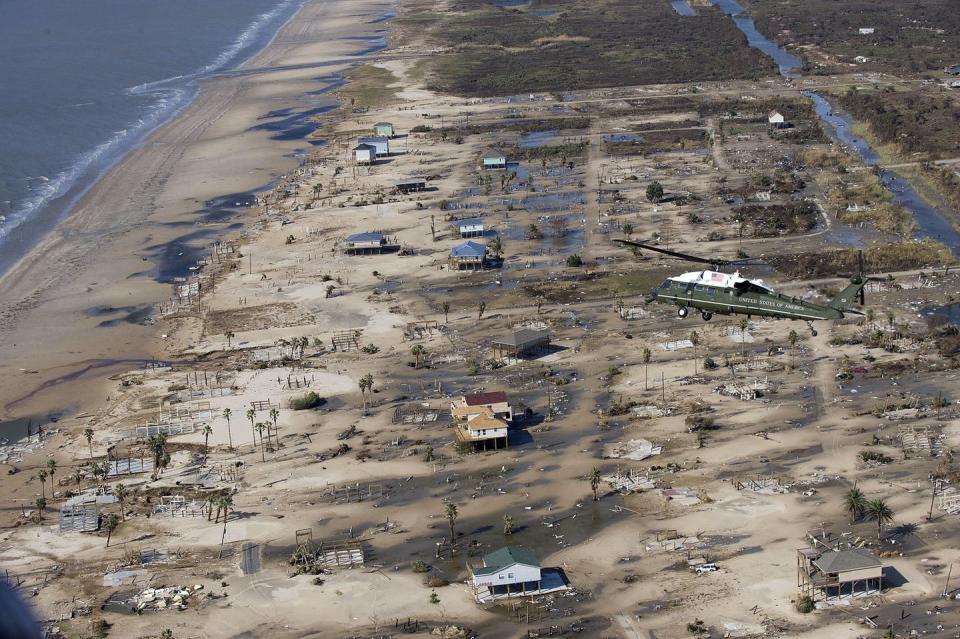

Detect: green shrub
[795,594,814,613]
[566,254,583,267]
[290,392,324,410]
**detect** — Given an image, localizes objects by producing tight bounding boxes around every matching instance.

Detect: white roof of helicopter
[669,270,772,292]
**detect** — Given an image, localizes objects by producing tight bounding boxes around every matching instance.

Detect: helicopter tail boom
[827,276,868,312]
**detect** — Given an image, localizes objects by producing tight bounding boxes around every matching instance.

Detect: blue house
[449,241,487,270]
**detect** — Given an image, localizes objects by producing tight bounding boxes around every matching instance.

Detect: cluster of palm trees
[245,407,281,461]
[358,374,375,414]
[206,492,234,524]
[844,487,895,539]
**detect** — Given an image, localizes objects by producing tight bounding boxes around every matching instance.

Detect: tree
[411,344,427,369]
[148,434,168,480]
[788,329,799,368]
[223,408,234,449]
[622,223,634,237]
[114,483,128,522]
[866,498,895,540]
[646,181,664,203]
[37,470,48,499]
[225,330,235,348]
[46,459,57,487]
[104,513,120,547]
[503,514,514,535]
[269,407,281,450]
[246,408,257,449]
[689,331,700,375]
[35,497,46,524]
[325,284,336,298]
[589,467,602,501]
[565,254,583,267]
[477,301,486,320]
[160,629,174,639]
[642,347,652,391]
[445,503,458,546]
[489,235,503,260]
[71,468,83,494]
[202,424,213,462]
[359,373,374,414]
[217,494,235,559]
[442,301,451,324]
[739,317,749,355]
[844,487,867,524]
[84,427,94,458]
[255,423,268,462]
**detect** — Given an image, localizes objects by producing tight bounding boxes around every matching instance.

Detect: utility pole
[928,479,940,521]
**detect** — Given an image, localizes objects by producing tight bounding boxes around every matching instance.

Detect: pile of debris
[602,469,655,493]
[604,439,662,461]
[130,584,202,612]
[714,379,773,401]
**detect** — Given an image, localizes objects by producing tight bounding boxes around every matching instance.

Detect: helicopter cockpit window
[660,280,672,290]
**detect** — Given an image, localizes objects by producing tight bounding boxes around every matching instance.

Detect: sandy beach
[0,0,391,428]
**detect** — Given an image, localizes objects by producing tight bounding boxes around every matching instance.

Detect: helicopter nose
[644,291,657,304]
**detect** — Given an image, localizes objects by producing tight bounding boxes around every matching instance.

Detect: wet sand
[0,0,392,428]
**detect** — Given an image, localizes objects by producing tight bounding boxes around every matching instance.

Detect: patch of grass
[339,64,400,109]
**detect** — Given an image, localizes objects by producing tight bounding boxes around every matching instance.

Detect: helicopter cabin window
[706,287,717,297]
[694,285,705,292]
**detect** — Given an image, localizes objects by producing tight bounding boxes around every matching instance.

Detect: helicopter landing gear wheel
[678,307,689,318]
[701,312,713,321]
[806,321,817,337]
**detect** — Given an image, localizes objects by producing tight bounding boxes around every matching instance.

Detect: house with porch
[453,405,508,451]
[340,232,398,255]
[449,241,488,270]
[453,218,485,238]
[481,149,507,170]
[353,143,377,165]
[358,135,390,156]
[797,546,884,602]
[491,327,550,361]
[395,177,427,194]
[374,122,396,137]
[458,391,513,422]
[469,547,570,603]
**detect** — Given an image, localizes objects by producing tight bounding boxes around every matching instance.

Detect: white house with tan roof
[452,405,509,450]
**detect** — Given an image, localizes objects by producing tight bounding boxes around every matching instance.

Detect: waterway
[708,0,960,254]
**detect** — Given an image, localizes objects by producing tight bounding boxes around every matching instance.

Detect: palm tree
[442,301,451,324]
[114,483,127,522]
[643,347,652,390]
[160,628,174,639]
[246,409,256,449]
[690,330,700,375]
[217,494,234,559]
[503,514,514,536]
[222,408,233,449]
[225,330,235,348]
[46,459,57,487]
[202,424,213,462]
[445,503,458,547]
[269,408,280,450]
[36,470,48,499]
[788,329,799,368]
[255,423,268,462]
[489,236,503,260]
[866,498,895,540]
[477,301,486,320]
[739,317,749,356]
[148,434,168,480]
[359,374,374,414]
[84,428,94,458]
[103,513,120,548]
[589,467,602,501]
[71,468,83,495]
[34,497,46,525]
[844,487,867,524]
[411,344,427,369]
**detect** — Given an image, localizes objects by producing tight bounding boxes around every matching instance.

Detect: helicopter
[613,240,879,336]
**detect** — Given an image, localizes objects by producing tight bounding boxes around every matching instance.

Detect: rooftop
[464,391,508,406]
[359,135,389,143]
[493,328,549,347]
[345,232,385,243]
[483,149,507,159]
[450,241,487,258]
[453,218,485,228]
[812,548,882,574]
[473,547,540,576]
[353,143,377,151]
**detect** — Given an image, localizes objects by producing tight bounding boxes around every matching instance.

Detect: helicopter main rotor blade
[613,239,765,268]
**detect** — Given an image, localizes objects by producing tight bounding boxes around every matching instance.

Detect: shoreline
[0,0,393,428]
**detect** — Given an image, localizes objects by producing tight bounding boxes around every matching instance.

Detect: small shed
[358,135,390,156]
[492,328,550,360]
[768,110,786,125]
[482,149,507,170]
[449,241,487,271]
[470,547,541,596]
[395,178,427,194]
[453,218,485,238]
[374,122,396,137]
[353,143,377,165]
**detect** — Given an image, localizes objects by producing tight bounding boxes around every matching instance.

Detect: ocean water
[0,0,303,275]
